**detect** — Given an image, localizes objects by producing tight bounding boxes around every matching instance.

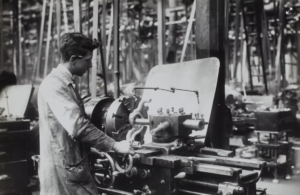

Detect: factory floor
[257,173,300,195]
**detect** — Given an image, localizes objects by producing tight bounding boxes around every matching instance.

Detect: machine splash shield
[141,58,220,141]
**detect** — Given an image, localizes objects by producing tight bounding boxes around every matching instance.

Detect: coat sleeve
[41,79,115,152]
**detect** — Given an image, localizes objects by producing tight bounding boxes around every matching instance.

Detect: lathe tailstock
[85,58,267,195]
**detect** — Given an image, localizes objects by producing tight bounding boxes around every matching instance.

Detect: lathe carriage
[85,58,267,195]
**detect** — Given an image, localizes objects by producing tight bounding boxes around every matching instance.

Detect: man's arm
[41,80,115,152]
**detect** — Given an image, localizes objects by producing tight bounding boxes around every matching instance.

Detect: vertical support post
[166,0,177,63]
[180,1,196,63]
[62,0,69,32]
[18,0,23,78]
[34,0,47,82]
[224,0,230,83]
[102,0,106,64]
[241,1,254,91]
[91,0,99,98]
[56,0,61,44]
[106,7,113,67]
[157,0,166,65]
[195,0,228,149]
[0,0,3,71]
[73,0,82,32]
[86,0,90,37]
[12,0,19,77]
[255,0,269,94]
[233,0,241,80]
[44,0,54,78]
[297,20,300,84]
[113,0,120,98]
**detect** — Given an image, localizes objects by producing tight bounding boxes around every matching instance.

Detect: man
[38,32,134,194]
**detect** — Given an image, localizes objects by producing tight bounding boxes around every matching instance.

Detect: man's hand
[112,140,135,155]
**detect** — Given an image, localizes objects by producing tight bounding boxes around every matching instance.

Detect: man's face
[73,50,93,76]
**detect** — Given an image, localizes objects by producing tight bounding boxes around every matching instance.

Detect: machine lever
[150,121,170,135]
[173,172,186,179]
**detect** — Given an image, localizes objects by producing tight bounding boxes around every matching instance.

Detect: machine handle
[150,121,170,135]
[115,154,134,174]
[238,162,266,187]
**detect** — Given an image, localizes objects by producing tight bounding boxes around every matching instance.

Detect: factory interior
[2,0,300,194]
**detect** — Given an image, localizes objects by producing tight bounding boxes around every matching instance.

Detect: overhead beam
[157,0,166,65]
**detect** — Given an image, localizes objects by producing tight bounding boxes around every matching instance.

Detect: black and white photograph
[1,0,300,194]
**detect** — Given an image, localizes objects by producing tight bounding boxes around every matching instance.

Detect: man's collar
[55,64,75,84]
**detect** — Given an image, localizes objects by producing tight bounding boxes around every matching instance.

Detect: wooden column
[18,0,23,78]
[297,19,300,84]
[195,0,228,149]
[102,0,106,64]
[157,0,166,65]
[62,0,69,32]
[12,0,19,77]
[166,0,177,63]
[113,0,120,98]
[56,0,61,44]
[44,0,54,78]
[35,0,47,82]
[73,0,82,32]
[233,0,241,80]
[0,0,3,71]
[91,0,99,98]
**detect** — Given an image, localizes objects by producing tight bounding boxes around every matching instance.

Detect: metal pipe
[180,179,218,189]
[182,119,203,130]
[134,118,150,125]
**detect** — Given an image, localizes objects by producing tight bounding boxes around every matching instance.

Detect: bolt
[166,109,170,114]
[216,190,223,195]
[161,180,165,184]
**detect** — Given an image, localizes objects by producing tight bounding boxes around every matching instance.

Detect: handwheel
[115,154,133,174]
[90,148,115,188]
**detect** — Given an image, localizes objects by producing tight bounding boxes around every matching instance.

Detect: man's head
[59,33,99,76]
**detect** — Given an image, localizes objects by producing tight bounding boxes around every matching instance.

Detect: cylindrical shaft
[134,118,150,125]
[182,119,204,130]
[180,179,218,189]
[178,189,210,195]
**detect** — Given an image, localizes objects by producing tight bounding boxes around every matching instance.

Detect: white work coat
[38,65,115,195]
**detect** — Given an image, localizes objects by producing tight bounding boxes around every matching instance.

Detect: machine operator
[38,32,134,195]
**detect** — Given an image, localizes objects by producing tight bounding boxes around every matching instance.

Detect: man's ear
[70,55,77,63]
